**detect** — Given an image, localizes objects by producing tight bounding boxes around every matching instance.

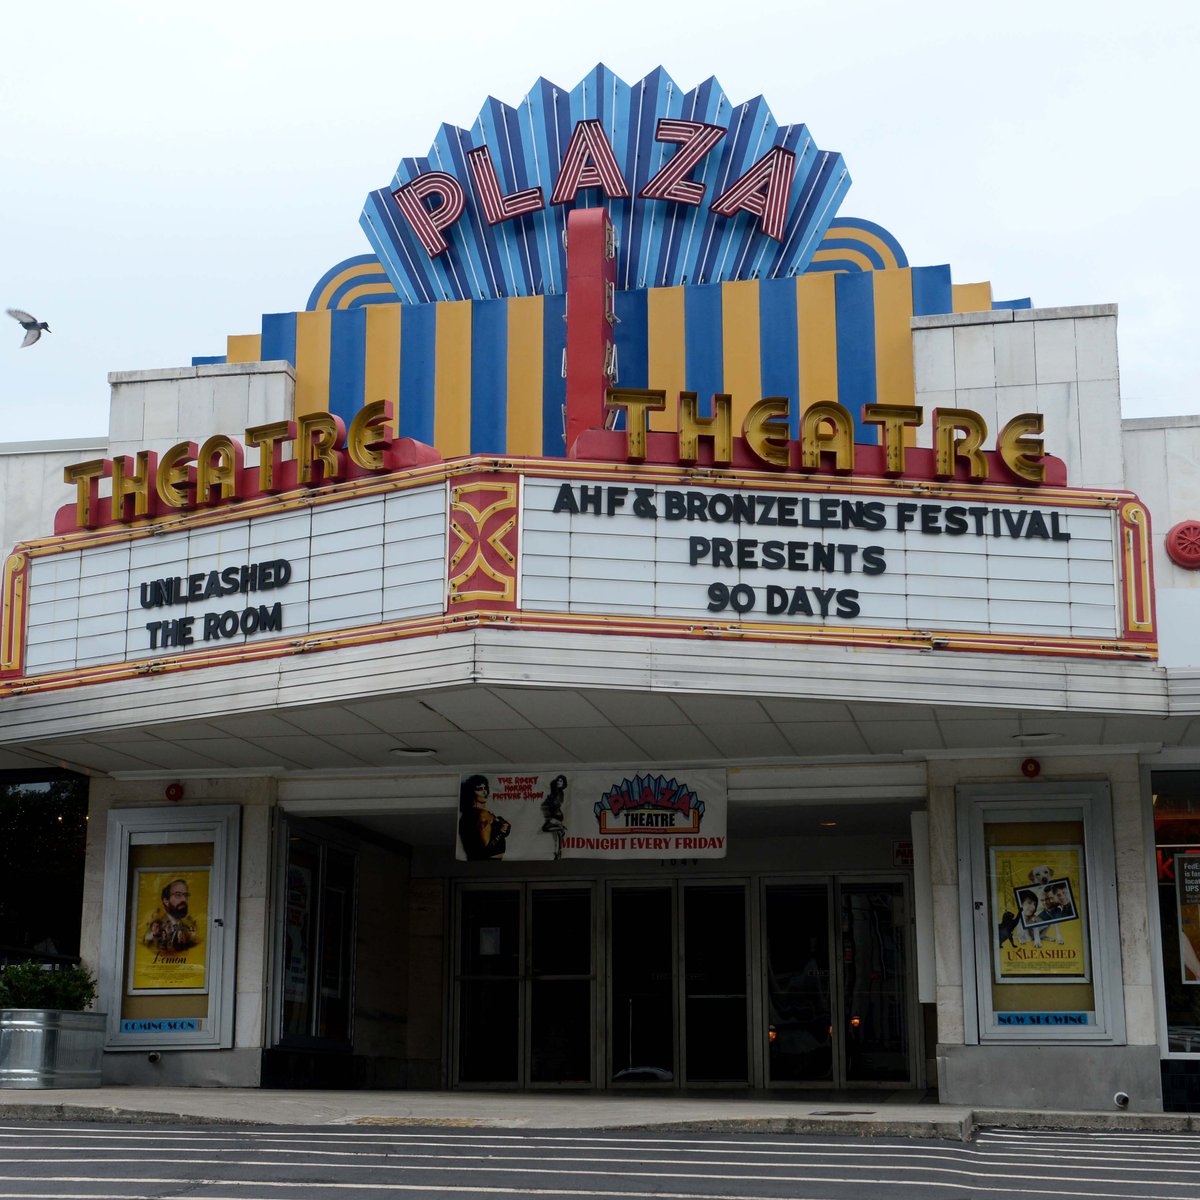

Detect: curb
[0,1102,1196,1139]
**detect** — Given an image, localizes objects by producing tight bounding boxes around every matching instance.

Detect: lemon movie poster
[991,846,1089,983]
[128,868,209,993]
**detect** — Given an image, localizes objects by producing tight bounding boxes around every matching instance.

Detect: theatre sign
[0,391,1156,691]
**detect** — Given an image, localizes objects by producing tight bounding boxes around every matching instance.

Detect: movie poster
[1177,853,1200,985]
[454,770,727,861]
[128,867,209,994]
[991,845,1089,983]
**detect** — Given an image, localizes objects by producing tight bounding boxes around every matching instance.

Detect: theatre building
[5,66,1200,1110]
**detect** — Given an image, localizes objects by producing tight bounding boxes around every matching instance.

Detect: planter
[0,1009,106,1089]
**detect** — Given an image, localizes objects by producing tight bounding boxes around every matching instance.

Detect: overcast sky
[2,0,1196,444]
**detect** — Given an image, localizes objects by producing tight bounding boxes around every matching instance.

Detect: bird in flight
[6,308,51,347]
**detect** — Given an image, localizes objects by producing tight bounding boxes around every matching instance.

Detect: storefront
[2,66,1199,1110]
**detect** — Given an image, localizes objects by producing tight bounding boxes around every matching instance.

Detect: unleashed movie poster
[991,845,1088,983]
[455,770,726,862]
[128,867,209,994]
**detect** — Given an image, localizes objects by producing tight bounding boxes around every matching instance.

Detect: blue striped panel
[834,272,877,438]
[759,278,801,438]
[542,294,567,456]
[470,299,508,453]
[684,283,724,414]
[191,355,226,366]
[399,303,436,443]
[328,307,367,427]
[260,312,297,366]
[911,265,953,316]
[305,253,382,311]
[614,289,649,397]
[994,297,1033,310]
[814,238,887,270]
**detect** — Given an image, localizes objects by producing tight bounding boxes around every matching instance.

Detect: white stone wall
[1122,416,1200,667]
[912,305,1124,491]
[1,362,295,556]
[0,440,106,554]
[107,361,294,462]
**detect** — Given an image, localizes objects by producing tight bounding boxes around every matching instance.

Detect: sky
[2,0,1197,444]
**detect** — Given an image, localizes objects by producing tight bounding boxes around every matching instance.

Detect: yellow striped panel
[819,227,903,271]
[226,334,261,364]
[339,282,399,309]
[646,285,686,432]
[795,274,838,409]
[810,247,878,272]
[315,262,383,312]
[952,282,993,313]
[506,296,544,456]
[293,311,332,419]
[872,268,915,408]
[364,304,402,436]
[721,280,762,430]
[434,300,472,457]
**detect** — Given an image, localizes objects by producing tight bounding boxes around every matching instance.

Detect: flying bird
[6,308,51,348]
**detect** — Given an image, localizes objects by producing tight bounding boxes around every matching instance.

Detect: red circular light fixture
[1167,521,1200,569]
[165,782,184,802]
[1021,758,1041,778]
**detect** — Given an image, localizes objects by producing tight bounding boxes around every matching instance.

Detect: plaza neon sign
[395,117,796,257]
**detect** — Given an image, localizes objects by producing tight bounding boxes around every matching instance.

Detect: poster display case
[958,783,1124,1043]
[99,806,240,1050]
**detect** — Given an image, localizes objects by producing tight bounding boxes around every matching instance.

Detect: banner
[128,867,209,993]
[991,845,1088,982]
[455,770,726,861]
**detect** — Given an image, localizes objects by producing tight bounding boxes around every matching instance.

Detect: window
[1150,771,1200,1053]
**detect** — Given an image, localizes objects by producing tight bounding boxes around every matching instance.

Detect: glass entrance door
[455,884,595,1087]
[764,877,915,1088]
[608,882,751,1087]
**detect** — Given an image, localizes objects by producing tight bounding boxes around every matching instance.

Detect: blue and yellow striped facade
[198,250,1031,457]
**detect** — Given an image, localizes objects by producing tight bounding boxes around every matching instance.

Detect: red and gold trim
[1119,501,1155,638]
[447,473,519,609]
[0,554,28,677]
[0,456,1159,697]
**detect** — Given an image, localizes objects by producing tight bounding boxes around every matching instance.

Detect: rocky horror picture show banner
[455,769,726,862]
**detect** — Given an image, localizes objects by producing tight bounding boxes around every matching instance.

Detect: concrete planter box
[0,1009,106,1088]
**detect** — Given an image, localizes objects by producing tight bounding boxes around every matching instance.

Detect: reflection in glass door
[764,883,834,1082]
[840,883,910,1083]
[764,878,913,1088]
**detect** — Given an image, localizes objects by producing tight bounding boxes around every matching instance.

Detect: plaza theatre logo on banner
[455,770,727,862]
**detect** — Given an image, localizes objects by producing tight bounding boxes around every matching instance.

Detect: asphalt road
[0,1122,1198,1199]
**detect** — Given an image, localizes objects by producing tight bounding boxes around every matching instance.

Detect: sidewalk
[1,1087,1197,1139]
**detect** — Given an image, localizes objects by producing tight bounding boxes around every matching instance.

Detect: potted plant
[0,961,105,1088]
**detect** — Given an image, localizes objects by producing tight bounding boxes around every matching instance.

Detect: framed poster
[127,866,210,994]
[990,844,1090,984]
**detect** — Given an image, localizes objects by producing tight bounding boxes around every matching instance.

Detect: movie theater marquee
[0,406,1155,686]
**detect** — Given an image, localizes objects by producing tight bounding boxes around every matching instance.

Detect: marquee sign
[361,65,849,304]
[0,444,1156,691]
